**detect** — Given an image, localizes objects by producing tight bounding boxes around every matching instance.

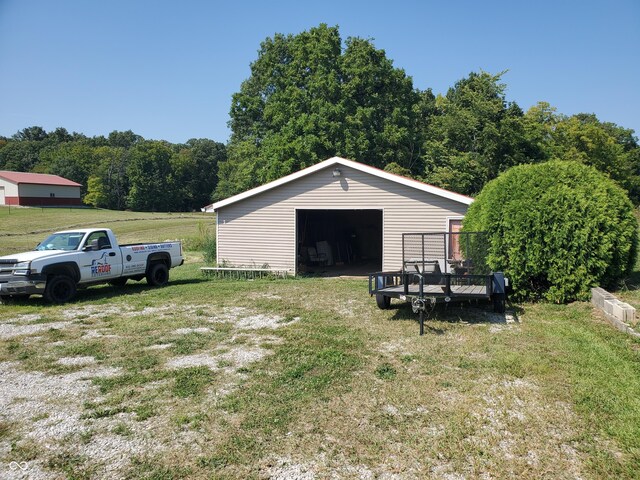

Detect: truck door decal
[91,252,112,276]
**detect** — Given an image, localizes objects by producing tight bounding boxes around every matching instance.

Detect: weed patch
[172,367,215,398]
[93,370,170,394]
[171,332,211,355]
[47,450,92,479]
[374,362,397,380]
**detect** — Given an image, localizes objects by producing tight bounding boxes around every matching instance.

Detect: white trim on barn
[205,157,473,213]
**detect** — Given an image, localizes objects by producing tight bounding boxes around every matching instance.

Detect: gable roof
[204,157,473,212]
[0,171,82,187]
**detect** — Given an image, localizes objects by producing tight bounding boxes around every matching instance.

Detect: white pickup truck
[0,228,184,303]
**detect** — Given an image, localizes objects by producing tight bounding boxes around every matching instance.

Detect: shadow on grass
[388,298,523,334]
[81,277,209,302]
[619,269,640,292]
[7,277,210,307]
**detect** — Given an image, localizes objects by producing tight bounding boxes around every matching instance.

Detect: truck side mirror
[83,239,100,251]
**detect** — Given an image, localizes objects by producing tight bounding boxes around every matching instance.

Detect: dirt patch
[262,454,414,480]
[465,376,585,478]
[166,345,270,371]
[210,307,299,330]
[334,299,360,318]
[172,327,211,335]
[0,301,303,478]
[145,343,173,350]
[218,346,271,369]
[0,321,72,340]
[59,304,205,321]
[81,329,119,339]
[56,356,96,366]
[3,313,43,323]
[0,361,126,477]
[263,456,317,480]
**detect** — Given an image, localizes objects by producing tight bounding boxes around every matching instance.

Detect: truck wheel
[376,294,391,309]
[0,295,10,305]
[146,263,169,287]
[44,275,77,303]
[110,277,128,287]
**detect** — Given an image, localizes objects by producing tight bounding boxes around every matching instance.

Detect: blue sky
[1,0,638,144]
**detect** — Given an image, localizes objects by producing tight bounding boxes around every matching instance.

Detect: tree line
[1,24,638,210]
[0,128,226,211]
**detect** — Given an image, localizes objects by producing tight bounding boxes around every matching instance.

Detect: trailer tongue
[368,232,507,335]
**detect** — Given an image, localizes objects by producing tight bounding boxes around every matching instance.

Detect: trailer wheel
[376,294,391,309]
[493,293,506,314]
[44,275,77,303]
[146,263,169,287]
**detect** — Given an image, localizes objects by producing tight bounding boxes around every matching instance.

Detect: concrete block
[603,298,620,316]
[610,301,626,321]
[591,287,615,309]
[616,302,636,324]
[603,299,636,324]
[591,286,639,336]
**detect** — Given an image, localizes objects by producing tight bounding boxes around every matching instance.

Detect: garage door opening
[296,209,382,276]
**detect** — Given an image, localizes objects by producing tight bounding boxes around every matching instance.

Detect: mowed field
[0,206,212,256]
[1,207,640,479]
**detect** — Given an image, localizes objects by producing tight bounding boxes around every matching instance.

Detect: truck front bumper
[0,274,47,296]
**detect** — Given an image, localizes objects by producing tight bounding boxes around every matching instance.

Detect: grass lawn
[0,265,639,478]
[1,207,640,478]
[0,206,213,256]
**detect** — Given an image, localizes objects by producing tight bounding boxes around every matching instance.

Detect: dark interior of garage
[296,209,382,276]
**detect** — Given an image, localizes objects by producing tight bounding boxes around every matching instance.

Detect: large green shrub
[463,160,638,303]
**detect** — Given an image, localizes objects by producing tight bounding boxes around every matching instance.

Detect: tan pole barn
[205,157,473,276]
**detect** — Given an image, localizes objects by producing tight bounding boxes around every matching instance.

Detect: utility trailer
[368,232,507,335]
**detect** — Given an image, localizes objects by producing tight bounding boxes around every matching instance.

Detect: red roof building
[0,171,82,206]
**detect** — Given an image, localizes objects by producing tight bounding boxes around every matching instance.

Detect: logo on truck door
[91,252,112,276]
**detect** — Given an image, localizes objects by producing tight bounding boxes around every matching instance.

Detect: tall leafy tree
[126,141,176,211]
[37,142,95,196]
[12,126,48,142]
[0,140,42,172]
[422,71,537,196]
[217,24,422,199]
[87,146,130,209]
[84,175,109,208]
[186,138,226,208]
[169,139,225,210]
[108,130,143,149]
[339,37,423,171]
[551,114,640,203]
[523,105,640,204]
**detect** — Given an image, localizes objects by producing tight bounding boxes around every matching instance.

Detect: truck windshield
[36,232,85,251]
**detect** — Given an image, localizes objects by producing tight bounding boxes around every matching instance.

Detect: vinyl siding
[217,164,468,273]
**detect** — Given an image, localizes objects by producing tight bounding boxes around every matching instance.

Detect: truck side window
[85,231,112,250]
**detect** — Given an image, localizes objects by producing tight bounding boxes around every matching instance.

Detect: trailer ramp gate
[368,232,507,335]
